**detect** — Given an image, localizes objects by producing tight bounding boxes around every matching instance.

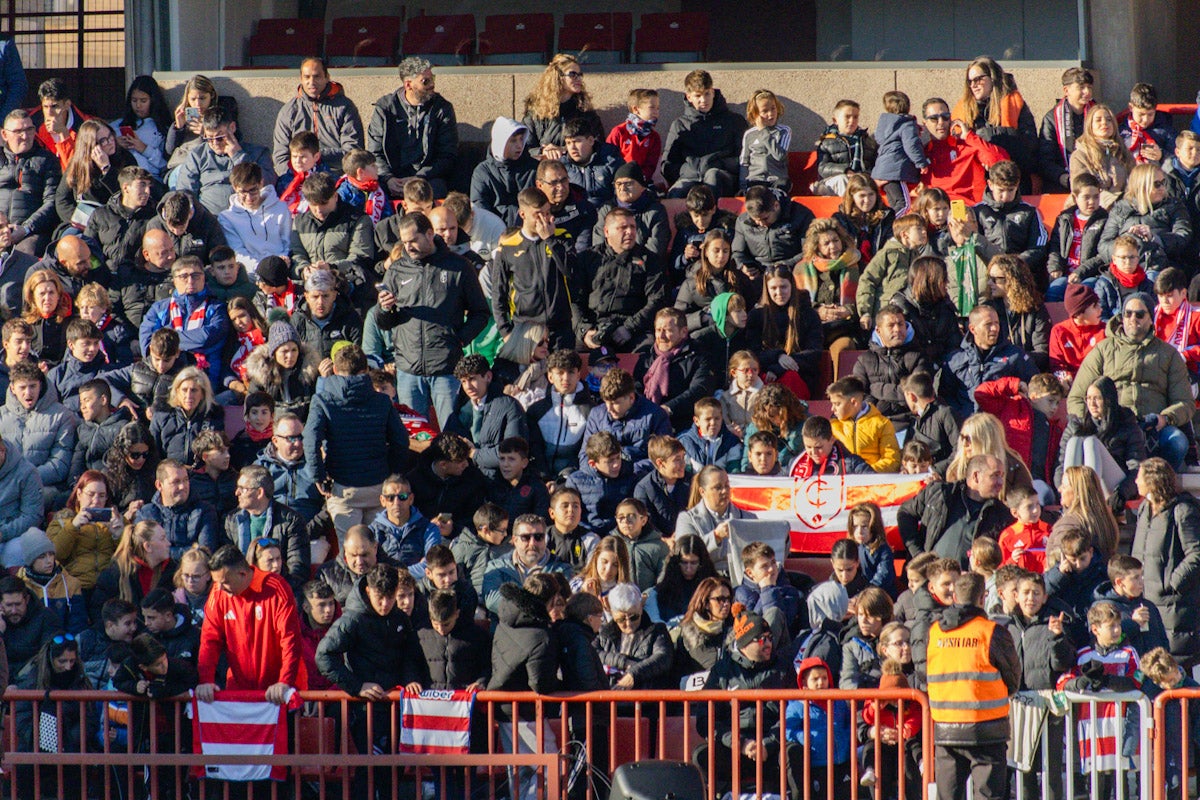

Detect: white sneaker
[860,768,877,787]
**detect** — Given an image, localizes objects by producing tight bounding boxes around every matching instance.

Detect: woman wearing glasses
[102,421,159,515]
[672,576,734,685]
[54,118,142,231]
[939,412,1033,501]
[47,469,123,597]
[521,54,603,160]
[1099,162,1194,274]
[950,56,1038,193]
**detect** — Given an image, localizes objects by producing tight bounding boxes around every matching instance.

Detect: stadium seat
[1031,193,1068,226]
[326,15,403,66]
[478,13,554,65]
[656,715,703,761]
[717,197,746,215]
[558,13,633,64]
[788,151,820,194]
[246,18,325,67]
[796,196,842,217]
[1046,302,1069,325]
[836,349,867,381]
[634,12,710,63]
[402,13,475,66]
[806,399,833,418]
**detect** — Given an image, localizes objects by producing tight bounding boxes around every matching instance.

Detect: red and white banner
[399,688,476,754]
[191,689,300,781]
[729,472,928,555]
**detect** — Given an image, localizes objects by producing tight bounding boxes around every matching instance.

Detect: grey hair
[607,583,644,614]
[399,57,432,80]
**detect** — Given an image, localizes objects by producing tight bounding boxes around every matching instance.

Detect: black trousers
[934,741,1007,800]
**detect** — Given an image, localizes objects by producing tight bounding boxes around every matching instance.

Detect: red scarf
[341,175,387,223]
[246,421,273,442]
[790,445,845,479]
[1124,118,1152,163]
[168,295,209,370]
[1157,302,1195,354]
[267,281,298,314]
[1110,263,1147,289]
[230,327,265,381]
[279,169,313,215]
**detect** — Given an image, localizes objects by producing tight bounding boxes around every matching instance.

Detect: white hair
[607,583,644,614]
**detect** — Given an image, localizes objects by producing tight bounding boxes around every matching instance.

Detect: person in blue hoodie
[786,656,852,800]
[137,255,230,387]
[470,116,537,227]
[368,473,439,579]
[678,396,743,474]
[870,91,930,214]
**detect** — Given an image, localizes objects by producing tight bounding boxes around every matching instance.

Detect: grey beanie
[267,321,300,356]
[21,528,55,568]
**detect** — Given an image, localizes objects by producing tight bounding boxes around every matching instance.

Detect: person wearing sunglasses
[1068,292,1194,471]
[920,96,1009,205]
[595,582,672,690]
[368,474,439,579]
[176,105,276,217]
[481,513,570,620]
[226,464,308,591]
[521,54,602,162]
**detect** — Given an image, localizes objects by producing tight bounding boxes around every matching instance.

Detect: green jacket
[856,237,918,321]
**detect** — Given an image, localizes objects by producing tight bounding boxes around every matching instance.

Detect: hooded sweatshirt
[218,185,292,272]
[470,117,538,227]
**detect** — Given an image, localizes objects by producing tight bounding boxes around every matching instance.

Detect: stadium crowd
[4,48,1200,800]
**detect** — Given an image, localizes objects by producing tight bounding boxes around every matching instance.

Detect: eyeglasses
[4,125,34,135]
[254,537,280,549]
[1123,309,1149,319]
[709,595,733,605]
[95,134,115,145]
[128,449,150,460]
[515,533,546,542]
[561,70,583,79]
[612,612,641,625]
[967,74,989,85]
[615,514,643,523]
[1113,253,1139,261]
[274,433,303,442]
[924,113,951,122]
[539,177,569,187]
[174,272,204,281]
[202,134,228,144]
[381,492,411,502]
[234,185,263,196]
[52,633,77,645]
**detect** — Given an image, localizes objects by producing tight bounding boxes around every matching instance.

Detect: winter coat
[952,91,1038,187]
[481,552,573,619]
[591,190,671,258]
[315,551,397,606]
[852,333,932,423]
[632,469,689,544]
[84,192,157,269]
[898,479,1014,565]
[1092,580,1169,656]
[942,333,1037,419]
[135,492,218,558]
[255,441,323,522]
[315,576,428,694]
[45,352,125,412]
[526,381,596,477]
[1038,101,1089,191]
[0,388,78,489]
[1163,156,1200,234]
[1054,377,1146,502]
[669,208,738,280]
[1046,205,1109,280]
[871,113,929,183]
[890,288,962,364]
[1044,554,1108,644]
[673,615,730,681]
[487,582,558,694]
[974,375,1064,479]
[816,125,878,179]
[1132,493,1200,660]
[291,295,364,359]
[555,617,606,691]
[632,339,717,432]
[366,90,456,184]
[304,373,408,487]
[271,81,363,174]
[927,604,1020,746]
[1069,142,1134,204]
[406,455,489,535]
[923,131,1009,204]
[594,614,673,689]
[375,238,489,377]
[678,425,742,475]
[243,343,319,420]
[489,227,575,345]
[857,237,923,321]
[571,243,666,346]
[661,90,748,186]
[1005,600,1077,690]
[0,248,35,320]
[698,646,790,751]
[578,397,672,472]
[138,289,230,384]
[523,98,603,152]
[0,141,60,234]
[829,403,901,473]
[368,507,439,576]
[46,507,117,591]
[109,259,173,330]
[1068,315,1193,428]
[470,117,538,227]
[418,616,491,690]
[735,577,802,637]
[562,455,636,534]
[217,185,292,271]
[450,530,512,597]
[443,383,526,479]
[176,139,277,216]
[834,209,895,263]
[148,403,224,466]
[14,666,88,755]
[224,500,310,589]
[675,266,741,332]
[732,199,814,272]
[973,190,1050,274]
[145,194,227,263]
[562,142,623,207]
[988,299,1052,370]
[18,565,87,634]
[90,556,178,621]
[839,632,882,689]
[288,200,375,290]
[1099,196,1193,268]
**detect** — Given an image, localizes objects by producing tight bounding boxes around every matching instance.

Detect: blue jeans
[1154,424,1189,471]
[395,370,459,430]
[1046,276,1099,301]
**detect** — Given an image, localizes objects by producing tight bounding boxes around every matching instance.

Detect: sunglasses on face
[382,492,411,502]
[561,70,583,79]
[128,450,149,460]
[515,533,546,542]
[613,612,642,625]
[924,113,951,122]
[968,75,989,85]
[709,595,733,604]
[1124,309,1149,319]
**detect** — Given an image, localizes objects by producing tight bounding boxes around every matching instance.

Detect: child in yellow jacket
[827,377,900,472]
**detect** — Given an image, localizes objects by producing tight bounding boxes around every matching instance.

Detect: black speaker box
[607,760,706,800]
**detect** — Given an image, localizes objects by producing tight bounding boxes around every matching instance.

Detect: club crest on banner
[791,472,846,528]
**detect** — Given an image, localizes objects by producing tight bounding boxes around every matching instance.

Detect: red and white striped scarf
[267,281,298,315]
[169,296,206,332]
[231,327,265,381]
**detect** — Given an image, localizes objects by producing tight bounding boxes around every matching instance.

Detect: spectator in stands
[1095,235,1155,320]
[47,469,122,592]
[1038,67,1096,192]
[243,319,317,421]
[607,88,661,184]
[218,162,291,273]
[662,69,747,199]
[472,117,537,228]
[871,90,929,213]
[739,88,791,195]
[852,303,931,427]
[535,159,595,252]
[1099,162,1193,273]
[951,56,1038,193]
[17,526,85,634]
[633,307,715,432]
[443,190,505,263]
[561,116,622,208]
[1154,267,1200,376]
[899,454,1013,565]
[406,432,487,538]
[84,166,158,271]
[749,266,823,398]
[795,218,861,365]
[974,160,1049,281]
[177,106,275,217]
[0,213,34,316]
[985,254,1052,370]
[366,57,456,200]
[376,212,488,427]
[675,465,753,574]
[833,172,894,262]
[21,268,71,365]
[271,57,362,177]
[813,98,878,197]
[111,228,174,332]
[1069,104,1136,209]
[940,412,1033,500]
[0,359,76,505]
[669,185,737,286]
[138,255,229,385]
[0,572,62,679]
[942,304,1036,419]
[1069,292,1192,469]
[148,366,223,465]
[826,376,900,473]
[0,108,61,257]
[196,544,306,707]
[525,348,594,476]
[314,524,382,605]
[857,214,928,331]
[673,576,733,681]
[491,187,576,350]
[595,582,672,689]
[31,77,93,170]
[1132,457,1200,663]
[443,353,526,481]
[733,185,813,291]
[223,464,307,591]
[1056,376,1145,516]
[113,75,170,179]
[1120,82,1174,164]
[275,131,327,217]
[890,255,962,364]
[101,421,156,515]
[147,189,227,264]
[1045,173,1109,298]
[564,431,636,537]
[289,172,374,306]
[55,119,137,231]
[482,514,571,618]
[134,459,217,558]
[789,414,874,478]
[91,519,178,617]
[522,54,602,159]
[1164,132,1200,256]
[369,472,439,579]
[591,161,669,260]
[253,411,320,523]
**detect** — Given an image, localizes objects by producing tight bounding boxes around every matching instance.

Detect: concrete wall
[155,61,1081,155]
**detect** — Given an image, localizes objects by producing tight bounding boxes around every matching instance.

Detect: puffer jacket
[621,526,670,592]
[46,352,125,413]
[927,604,1020,746]
[110,259,173,330]
[548,186,597,252]
[135,492,219,557]
[1068,315,1193,427]
[450,530,512,597]
[562,142,623,207]
[1005,598,1077,690]
[138,289,230,385]
[564,460,637,537]
[1099,196,1194,268]
[1132,493,1200,660]
[815,125,878,178]
[829,402,901,473]
[0,141,60,234]
[303,373,408,486]
[698,645,790,751]
[4,591,61,678]
[973,189,1050,275]
[244,343,319,420]
[146,194,227,263]
[375,238,489,377]
[18,564,87,634]
[942,333,1037,419]
[857,237,922,321]
[591,190,671,258]
[315,551,399,606]
[85,192,157,269]
[0,248,36,320]
[523,98,603,152]
[890,288,962,364]
[54,145,137,227]
[732,199,814,272]
[47,507,117,590]
[594,614,674,689]
[871,112,929,183]
[271,81,363,174]
[661,90,748,186]
[148,404,224,466]
[255,441,323,522]
[1054,376,1146,504]
[0,387,78,489]
[288,200,374,290]
[1163,155,1200,234]
[315,575,428,694]
[470,117,538,227]
[417,616,491,691]
[898,479,1014,565]
[218,185,292,271]
[368,508,439,576]
[673,615,730,681]
[988,299,1052,371]
[104,357,185,412]
[572,243,666,346]
[1046,205,1109,280]
[487,582,558,694]
[489,228,575,343]
[290,295,364,359]
[366,90,457,184]
[578,397,671,471]
[851,327,932,422]
[176,139,277,216]
[555,617,606,691]
[1092,579,1170,656]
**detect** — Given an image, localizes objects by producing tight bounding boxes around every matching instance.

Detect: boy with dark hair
[565,432,638,537]
[677,396,743,473]
[813,98,878,196]
[79,596,141,686]
[418,588,491,689]
[299,580,339,691]
[0,318,35,397]
[1093,554,1169,655]
[1121,82,1174,164]
[205,244,257,302]
[1164,131,1200,256]
[668,184,738,281]
[741,430,782,476]
[1140,647,1200,794]
[140,587,200,665]
[910,557,961,689]
[973,160,1050,280]
[579,367,671,472]
[606,88,662,183]
[561,116,623,208]
[414,543,480,627]
[188,429,236,519]
[229,391,275,469]
[734,540,801,641]
[486,437,551,523]
[405,432,488,537]
[275,131,327,216]
[732,185,814,279]
[446,353,528,481]
[542,486,595,572]
[1154,266,1200,375]
[46,318,126,412]
[219,161,291,274]
[1038,67,1096,191]
[826,376,900,473]
[526,349,596,477]
[104,326,188,417]
[871,90,929,213]
[662,69,748,199]
[901,371,957,464]
[1045,529,1107,643]
[69,377,132,482]
[451,503,511,599]
[633,433,690,535]
[336,148,392,225]
[1046,173,1108,299]
[841,586,893,690]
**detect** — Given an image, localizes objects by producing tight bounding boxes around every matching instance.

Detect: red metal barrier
[0,687,933,800]
[1152,687,1200,800]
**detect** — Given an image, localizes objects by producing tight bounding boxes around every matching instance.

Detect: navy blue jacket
[633,468,690,537]
[578,396,672,474]
[565,459,639,536]
[444,384,528,480]
[678,425,743,473]
[304,373,409,487]
[135,493,219,559]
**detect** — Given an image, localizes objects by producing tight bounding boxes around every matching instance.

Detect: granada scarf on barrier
[191,689,301,781]
[729,470,928,555]
[399,687,476,754]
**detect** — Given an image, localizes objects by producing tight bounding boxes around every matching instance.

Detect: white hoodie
[218,185,292,273]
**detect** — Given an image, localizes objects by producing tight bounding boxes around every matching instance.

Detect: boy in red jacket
[607,89,662,183]
[1049,283,1106,380]
[996,484,1050,572]
[974,374,1065,500]
[1154,267,1200,375]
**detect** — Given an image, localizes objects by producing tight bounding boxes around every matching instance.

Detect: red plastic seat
[558,13,632,63]
[478,13,554,65]
[1046,302,1069,325]
[402,13,475,65]
[326,15,403,66]
[634,12,710,63]
[789,151,820,194]
[247,18,325,67]
[836,350,868,381]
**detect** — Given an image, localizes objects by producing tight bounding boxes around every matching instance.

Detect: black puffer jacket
[149,404,224,466]
[594,614,674,689]
[898,480,1014,565]
[417,616,492,690]
[304,373,409,487]
[1163,157,1200,237]
[1005,598,1076,690]
[732,199,814,271]
[0,248,36,320]
[291,296,364,359]
[487,582,558,693]
[973,189,1049,275]
[367,90,458,184]
[0,141,60,234]
[69,406,132,483]
[315,551,399,606]
[889,289,962,364]
[316,575,428,694]
[1046,205,1109,280]
[747,298,824,380]
[523,98,603,152]
[3,592,62,677]
[661,90,748,186]
[1132,492,1200,660]
[85,192,157,269]
[289,200,375,290]
[632,339,716,432]
[376,238,489,377]
[110,260,173,330]
[555,617,606,691]
[815,125,879,179]
[673,615,730,681]
[1099,196,1194,269]
[146,194,226,262]
[698,646,789,750]
[852,334,932,422]
[572,243,666,346]
[592,191,671,258]
[1054,376,1146,507]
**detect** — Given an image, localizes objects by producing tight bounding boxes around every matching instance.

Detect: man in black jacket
[574,208,666,354]
[633,308,715,432]
[0,109,60,256]
[145,190,226,265]
[898,454,1013,566]
[852,304,933,427]
[291,269,364,360]
[84,166,158,270]
[535,159,595,253]
[662,70,748,199]
[289,173,375,309]
[376,212,488,430]
[731,186,814,275]
[111,228,175,331]
[367,57,458,199]
[443,354,527,481]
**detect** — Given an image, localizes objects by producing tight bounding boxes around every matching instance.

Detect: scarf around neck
[795,250,859,308]
[624,113,656,139]
[642,340,685,404]
[1110,263,1147,289]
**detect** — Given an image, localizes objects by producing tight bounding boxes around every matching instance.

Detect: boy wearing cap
[253,255,299,318]
[1048,282,1107,379]
[591,162,671,258]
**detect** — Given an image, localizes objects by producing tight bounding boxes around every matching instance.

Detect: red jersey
[923,130,1009,203]
[198,567,307,691]
[1049,318,1106,376]
[607,122,662,183]
[998,519,1051,572]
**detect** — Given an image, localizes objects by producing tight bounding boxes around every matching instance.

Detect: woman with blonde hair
[56,118,138,226]
[522,54,602,159]
[1049,465,1121,562]
[985,254,1051,369]
[943,412,1033,499]
[1099,162,1193,271]
[1069,104,1135,208]
[166,73,219,169]
[795,217,861,364]
[951,56,1038,191]
[89,519,176,618]
[493,321,550,408]
[21,268,71,364]
[149,366,223,464]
